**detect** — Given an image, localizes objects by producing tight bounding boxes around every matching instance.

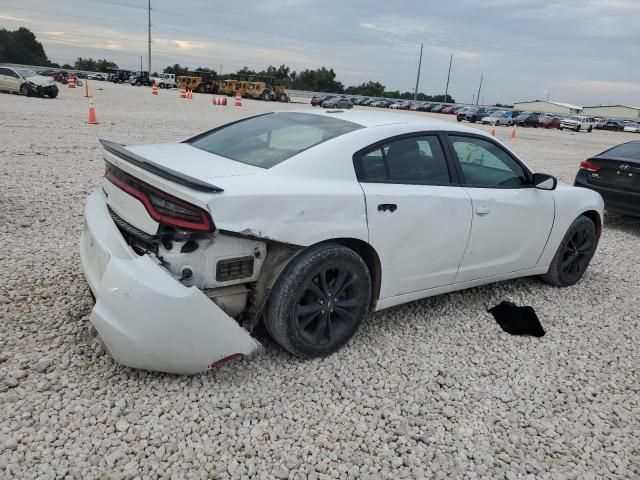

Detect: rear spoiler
[99,139,223,193]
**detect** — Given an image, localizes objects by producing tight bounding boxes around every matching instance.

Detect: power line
[0,5,147,26]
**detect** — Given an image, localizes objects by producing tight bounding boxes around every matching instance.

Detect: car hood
[25,75,55,87]
[124,143,262,184]
[562,119,579,124]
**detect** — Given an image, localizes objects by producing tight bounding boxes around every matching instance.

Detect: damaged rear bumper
[79,189,260,374]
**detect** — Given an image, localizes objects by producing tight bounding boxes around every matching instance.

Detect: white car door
[446,134,555,283]
[0,67,12,91]
[4,68,22,93]
[355,134,473,298]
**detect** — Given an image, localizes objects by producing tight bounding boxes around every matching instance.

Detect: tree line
[1,27,455,101]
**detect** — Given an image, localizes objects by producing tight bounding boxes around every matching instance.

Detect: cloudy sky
[1,0,639,105]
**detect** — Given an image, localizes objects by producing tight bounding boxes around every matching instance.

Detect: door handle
[475,206,490,215]
[378,203,397,213]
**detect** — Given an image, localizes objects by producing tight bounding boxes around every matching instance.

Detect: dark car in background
[311,95,335,106]
[539,115,561,129]
[574,141,640,217]
[458,107,490,123]
[603,120,625,132]
[515,113,539,127]
[321,96,353,109]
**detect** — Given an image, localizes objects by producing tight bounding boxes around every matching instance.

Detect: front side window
[189,112,362,168]
[357,135,452,185]
[449,135,528,187]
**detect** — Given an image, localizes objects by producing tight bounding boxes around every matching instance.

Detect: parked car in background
[603,120,625,132]
[431,104,445,113]
[414,103,434,112]
[410,102,426,111]
[321,96,353,109]
[440,106,456,114]
[515,113,540,128]
[593,117,607,129]
[539,115,561,129]
[352,97,369,105]
[459,107,490,123]
[560,116,594,132]
[574,140,639,217]
[311,95,335,106]
[390,101,410,110]
[88,73,107,81]
[623,123,640,133]
[0,66,59,98]
[481,111,513,126]
[81,109,603,373]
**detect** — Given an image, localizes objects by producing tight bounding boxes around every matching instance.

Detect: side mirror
[532,173,557,191]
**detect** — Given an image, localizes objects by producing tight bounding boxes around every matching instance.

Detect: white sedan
[623,123,640,133]
[80,110,604,374]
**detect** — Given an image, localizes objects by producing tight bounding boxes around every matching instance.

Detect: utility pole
[444,54,453,103]
[147,0,151,75]
[476,73,483,105]
[414,43,423,101]
[140,56,143,72]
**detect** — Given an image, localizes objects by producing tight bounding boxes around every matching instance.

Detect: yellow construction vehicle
[177,71,218,94]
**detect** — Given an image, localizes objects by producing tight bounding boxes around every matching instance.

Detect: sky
[1,0,639,106]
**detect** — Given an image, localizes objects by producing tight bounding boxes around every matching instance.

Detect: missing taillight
[580,160,600,172]
[105,162,214,232]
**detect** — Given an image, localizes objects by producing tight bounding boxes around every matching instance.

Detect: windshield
[16,69,38,78]
[189,112,362,168]
[567,116,582,121]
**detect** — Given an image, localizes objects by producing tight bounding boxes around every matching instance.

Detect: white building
[513,100,583,115]
[582,105,640,120]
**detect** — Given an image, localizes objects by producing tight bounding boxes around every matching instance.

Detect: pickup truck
[150,73,176,89]
[560,115,595,132]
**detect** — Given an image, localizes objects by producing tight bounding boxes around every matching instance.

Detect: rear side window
[449,135,528,187]
[188,112,362,168]
[356,135,452,185]
[602,142,640,160]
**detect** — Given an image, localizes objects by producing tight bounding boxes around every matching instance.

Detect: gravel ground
[1,83,639,479]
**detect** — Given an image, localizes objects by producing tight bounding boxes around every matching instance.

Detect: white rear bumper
[80,189,260,374]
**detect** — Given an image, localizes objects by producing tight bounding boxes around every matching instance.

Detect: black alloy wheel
[266,243,371,357]
[540,216,598,287]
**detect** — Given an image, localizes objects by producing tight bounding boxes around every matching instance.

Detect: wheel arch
[245,237,382,332]
[324,238,382,311]
[580,209,603,239]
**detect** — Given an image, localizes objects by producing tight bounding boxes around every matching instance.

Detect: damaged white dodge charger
[80,110,604,374]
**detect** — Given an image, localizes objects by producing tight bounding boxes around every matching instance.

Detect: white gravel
[1,82,639,479]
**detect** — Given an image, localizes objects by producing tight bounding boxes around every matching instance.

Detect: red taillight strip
[580,160,600,172]
[105,170,214,232]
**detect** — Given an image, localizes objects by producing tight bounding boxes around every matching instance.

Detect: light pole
[414,43,423,101]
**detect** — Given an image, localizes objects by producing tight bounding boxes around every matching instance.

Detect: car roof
[281,108,489,133]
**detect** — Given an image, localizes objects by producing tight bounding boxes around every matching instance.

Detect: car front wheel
[266,243,372,358]
[540,215,598,287]
[20,84,31,97]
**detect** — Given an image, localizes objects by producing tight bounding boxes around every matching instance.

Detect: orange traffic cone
[68,76,76,88]
[222,96,227,106]
[235,92,242,106]
[491,123,496,137]
[187,90,193,100]
[151,82,158,95]
[84,78,89,97]
[87,97,98,124]
[179,86,186,98]
[511,125,516,139]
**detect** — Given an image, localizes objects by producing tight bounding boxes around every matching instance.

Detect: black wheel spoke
[298,309,321,330]
[324,313,333,341]
[335,297,359,309]
[296,303,322,319]
[307,280,326,301]
[332,269,349,295]
[334,306,357,322]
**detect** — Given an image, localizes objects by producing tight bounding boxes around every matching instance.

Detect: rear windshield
[188,112,362,168]
[602,142,640,160]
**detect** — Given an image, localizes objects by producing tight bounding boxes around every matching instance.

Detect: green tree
[61,63,73,70]
[96,58,118,71]
[74,57,98,71]
[0,27,51,66]
[292,67,343,93]
[345,81,385,97]
[163,64,189,76]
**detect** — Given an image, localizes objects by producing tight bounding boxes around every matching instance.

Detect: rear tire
[588,126,593,133]
[540,216,598,287]
[265,243,372,358]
